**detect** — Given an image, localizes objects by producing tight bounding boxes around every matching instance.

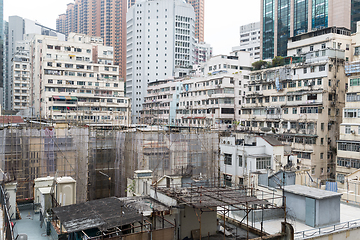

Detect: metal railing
[0,184,15,240]
[294,219,360,239]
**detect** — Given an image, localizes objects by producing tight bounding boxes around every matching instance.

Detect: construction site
[0,117,219,203]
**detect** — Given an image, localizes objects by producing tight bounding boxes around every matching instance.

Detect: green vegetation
[252,60,269,70]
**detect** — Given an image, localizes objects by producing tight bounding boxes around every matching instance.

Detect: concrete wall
[231,208,284,222]
[284,192,306,222]
[316,196,341,226]
[179,205,217,239]
[305,226,360,240]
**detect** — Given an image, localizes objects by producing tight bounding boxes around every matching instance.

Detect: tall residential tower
[56,0,127,79]
[126,0,195,123]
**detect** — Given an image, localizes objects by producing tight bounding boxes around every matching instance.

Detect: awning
[53,96,77,101]
[292,149,313,153]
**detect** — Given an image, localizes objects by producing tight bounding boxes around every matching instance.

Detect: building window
[224,174,232,187]
[238,156,243,167]
[224,153,232,165]
[256,157,271,169]
[345,126,352,134]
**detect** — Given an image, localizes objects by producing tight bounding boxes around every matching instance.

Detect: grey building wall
[284,191,306,222]
[316,196,341,226]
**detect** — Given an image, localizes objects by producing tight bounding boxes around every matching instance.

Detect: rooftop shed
[284,185,342,227]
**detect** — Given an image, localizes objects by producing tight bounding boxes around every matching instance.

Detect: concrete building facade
[237,22,261,62]
[27,33,130,124]
[193,41,212,65]
[11,41,31,111]
[5,16,65,111]
[126,0,195,123]
[141,52,252,129]
[56,0,128,79]
[220,135,294,188]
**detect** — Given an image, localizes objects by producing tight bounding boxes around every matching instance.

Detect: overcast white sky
[4,0,260,55]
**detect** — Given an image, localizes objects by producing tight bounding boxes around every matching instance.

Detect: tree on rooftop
[252,60,269,70]
[272,56,285,67]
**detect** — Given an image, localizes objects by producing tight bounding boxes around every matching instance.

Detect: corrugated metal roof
[52,197,142,233]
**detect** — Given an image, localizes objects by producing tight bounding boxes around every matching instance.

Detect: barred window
[224,154,232,165]
[338,142,360,152]
[238,156,243,167]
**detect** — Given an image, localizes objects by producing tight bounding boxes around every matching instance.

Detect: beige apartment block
[57,0,127,79]
[28,33,130,124]
[244,49,346,181]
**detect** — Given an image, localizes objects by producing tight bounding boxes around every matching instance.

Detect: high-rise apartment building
[58,0,204,83]
[128,0,136,8]
[247,26,352,180]
[126,0,204,41]
[56,14,66,36]
[11,41,31,111]
[235,22,261,62]
[261,0,352,60]
[126,0,195,123]
[5,16,65,111]
[0,0,3,108]
[186,0,204,42]
[26,33,130,124]
[56,0,127,79]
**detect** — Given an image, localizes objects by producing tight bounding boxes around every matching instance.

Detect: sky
[3,0,260,55]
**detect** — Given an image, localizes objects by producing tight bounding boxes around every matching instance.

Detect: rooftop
[284,185,342,200]
[52,197,142,233]
[153,186,283,211]
[261,135,284,146]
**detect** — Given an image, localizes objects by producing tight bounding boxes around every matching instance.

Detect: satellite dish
[261,127,271,132]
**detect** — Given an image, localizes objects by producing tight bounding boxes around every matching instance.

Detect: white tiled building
[141,52,252,129]
[27,33,130,124]
[233,22,261,62]
[5,16,65,110]
[126,0,196,123]
[11,41,31,111]
[220,135,294,187]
